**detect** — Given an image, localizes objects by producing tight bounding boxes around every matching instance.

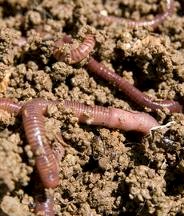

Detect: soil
[0,0,184,215]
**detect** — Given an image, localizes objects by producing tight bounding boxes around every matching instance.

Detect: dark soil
[0,0,183,215]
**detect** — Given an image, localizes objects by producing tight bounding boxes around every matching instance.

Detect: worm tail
[87,58,182,113]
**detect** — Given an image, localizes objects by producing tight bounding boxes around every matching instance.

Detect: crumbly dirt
[0,0,184,215]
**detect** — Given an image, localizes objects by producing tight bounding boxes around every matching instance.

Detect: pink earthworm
[62,100,159,134]
[22,99,159,149]
[53,34,95,64]
[34,141,65,216]
[21,98,159,135]
[98,0,174,28]
[0,97,159,215]
[35,194,55,216]
[21,98,60,189]
[86,57,183,113]
[34,137,65,216]
[0,98,22,115]
[0,99,56,214]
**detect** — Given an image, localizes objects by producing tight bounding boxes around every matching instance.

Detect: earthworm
[86,57,183,113]
[98,0,174,27]
[35,194,54,216]
[22,98,159,144]
[0,99,56,215]
[21,98,60,189]
[34,135,65,216]
[53,34,95,64]
[0,98,22,115]
[0,97,159,216]
[52,35,182,113]
[62,100,159,134]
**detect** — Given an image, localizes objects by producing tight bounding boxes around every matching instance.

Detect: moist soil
[0,0,184,215]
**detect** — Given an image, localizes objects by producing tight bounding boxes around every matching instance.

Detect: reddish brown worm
[0,98,22,115]
[97,0,174,27]
[21,98,60,189]
[35,194,55,216]
[86,57,183,113]
[51,34,182,113]
[53,34,95,64]
[34,136,65,216]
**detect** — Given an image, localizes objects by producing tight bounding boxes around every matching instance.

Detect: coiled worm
[53,34,95,64]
